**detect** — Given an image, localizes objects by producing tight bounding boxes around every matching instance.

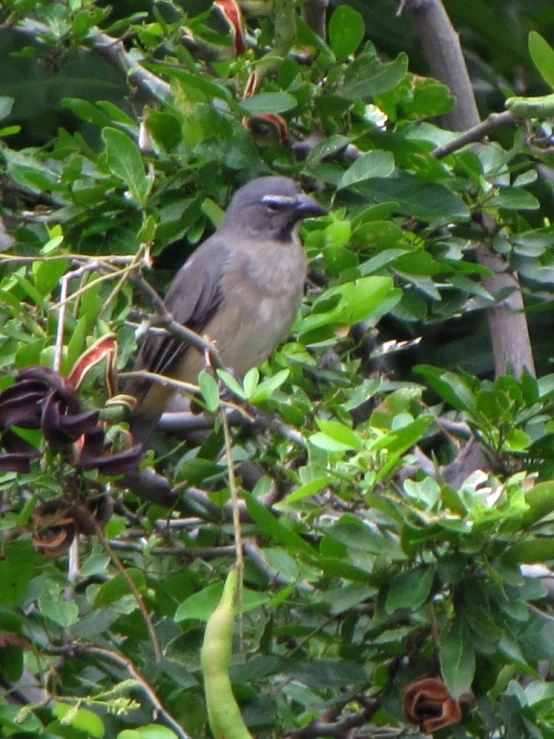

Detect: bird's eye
[262,195,296,213]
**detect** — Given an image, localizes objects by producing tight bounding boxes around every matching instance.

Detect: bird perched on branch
[126,176,327,444]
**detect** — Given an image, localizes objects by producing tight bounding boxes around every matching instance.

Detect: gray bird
[127,176,327,444]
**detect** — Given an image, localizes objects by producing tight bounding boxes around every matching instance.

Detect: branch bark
[301,0,329,40]
[406,0,535,378]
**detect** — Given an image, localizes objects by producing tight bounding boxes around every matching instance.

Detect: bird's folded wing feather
[130,237,229,394]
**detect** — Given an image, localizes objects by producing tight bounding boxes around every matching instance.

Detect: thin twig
[285,700,379,739]
[221,407,245,638]
[431,110,517,159]
[108,540,236,558]
[93,522,163,664]
[54,262,105,372]
[131,273,227,370]
[51,262,140,310]
[76,645,190,739]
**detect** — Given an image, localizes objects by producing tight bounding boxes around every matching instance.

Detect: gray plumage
[127,176,326,443]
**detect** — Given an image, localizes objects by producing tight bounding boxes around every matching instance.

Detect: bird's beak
[295,193,327,219]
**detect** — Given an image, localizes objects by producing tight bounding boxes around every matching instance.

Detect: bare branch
[406,0,535,378]
[432,110,517,159]
[301,0,329,40]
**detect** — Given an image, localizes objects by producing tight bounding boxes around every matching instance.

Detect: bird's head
[221,176,327,242]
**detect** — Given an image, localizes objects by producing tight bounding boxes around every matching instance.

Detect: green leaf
[507,539,554,564]
[175,583,224,622]
[400,77,455,119]
[521,482,554,526]
[53,704,105,738]
[357,176,470,222]
[528,31,554,90]
[39,588,79,628]
[414,365,476,412]
[323,221,351,248]
[94,569,146,608]
[385,566,435,613]
[339,151,395,189]
[175,582,269,621]
[250,369,290,403]
[118,727,178,739]
[198,370,220,412]
[328,6,365,62]
[277,476,333,507]
[62,97,114,127]
[216,369,247,400]
[240,92,298,115]
[243,491,316,554]
[0,540,37,607]
[342,52,408,100]
[150,65,231,101]
[33,259,68,297]
[309,432,353,453]
[315,419,363,451]
[328,514,405,559]
[439,618,476,699]
[243,367,259,398]
[306,135,355,166]
[102,127,151,206]
[492,187,539,210]
[300,276,398,333]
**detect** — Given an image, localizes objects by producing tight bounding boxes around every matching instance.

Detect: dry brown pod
[402,677,462,735]
[32,496,113,558]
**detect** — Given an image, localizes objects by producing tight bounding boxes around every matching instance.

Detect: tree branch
[301,0,329,40]
[5,20,171,103]
[285,699,380,739]
[404,0,479,131]
[432,110,517,159]
[406,0,535,378]
[75,646,191,739]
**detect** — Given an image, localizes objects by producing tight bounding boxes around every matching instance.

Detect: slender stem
[301,0,329,40]
[78,646,190,739]
[432,110,517,159]
[221,409,244,639]
[93,522,163,664]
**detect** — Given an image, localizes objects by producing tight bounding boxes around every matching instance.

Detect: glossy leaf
[439,619,476,699]
[528,31,554,89]
[102,127,152,206]
[329,5,365,62]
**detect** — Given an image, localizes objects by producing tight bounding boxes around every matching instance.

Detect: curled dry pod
[71,495,113,536]
[402,677,462,734]
[32,500,76,559]
[32,495,114,557]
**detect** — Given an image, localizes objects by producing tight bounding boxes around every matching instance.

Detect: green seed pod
[201,568,254,739]
[506,93,554,117]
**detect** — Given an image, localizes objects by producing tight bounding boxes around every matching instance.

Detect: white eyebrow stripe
[262,194,297,207]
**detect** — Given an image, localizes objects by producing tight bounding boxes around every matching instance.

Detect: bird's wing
[134,236,229,380]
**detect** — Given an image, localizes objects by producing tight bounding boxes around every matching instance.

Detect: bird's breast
[209,239,307,374]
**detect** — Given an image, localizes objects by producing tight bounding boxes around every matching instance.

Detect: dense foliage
[3,1,554,738]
